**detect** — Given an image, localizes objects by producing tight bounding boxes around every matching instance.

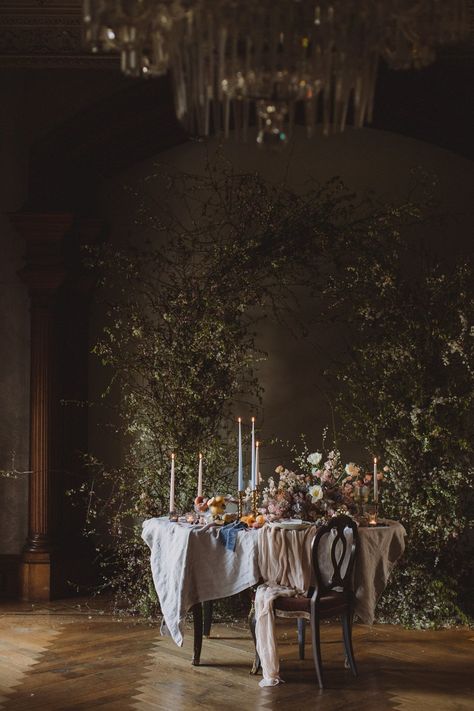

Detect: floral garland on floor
[260,449,382,521]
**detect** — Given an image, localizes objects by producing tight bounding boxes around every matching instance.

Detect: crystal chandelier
[83,1,469,143]
[82,0,183,75]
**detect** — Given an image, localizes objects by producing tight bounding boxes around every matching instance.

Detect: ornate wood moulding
[0,0,118,68]
[0,1,473,71]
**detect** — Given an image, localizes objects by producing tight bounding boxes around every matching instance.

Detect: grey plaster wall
[0,218,29,553]
[0,74,30,554]
[0,98,30,551]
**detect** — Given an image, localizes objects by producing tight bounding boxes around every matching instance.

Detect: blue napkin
[218,521,247,551]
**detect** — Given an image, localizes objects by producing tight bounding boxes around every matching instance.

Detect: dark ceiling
[1,1,473,212]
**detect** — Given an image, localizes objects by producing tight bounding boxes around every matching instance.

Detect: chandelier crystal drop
[82,1,469,142]
[82,0,184,76]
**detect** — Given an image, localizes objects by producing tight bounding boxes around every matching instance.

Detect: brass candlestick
[251,487,260,517]
[237,490,245,519]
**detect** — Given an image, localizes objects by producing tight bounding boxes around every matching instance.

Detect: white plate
[269,519,312,531]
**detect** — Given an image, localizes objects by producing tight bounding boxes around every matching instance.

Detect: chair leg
[248,605,261,675]
[297,617,306,660]
[310,609,324,689]
[192,603,203,666]
[203,600,213,637]
[342,610,357,677]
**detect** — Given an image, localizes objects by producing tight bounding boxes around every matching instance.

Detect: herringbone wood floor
[0,601,472,710]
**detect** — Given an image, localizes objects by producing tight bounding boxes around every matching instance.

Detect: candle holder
[365,502,378,526]
[237,490,245,519]
[251,487,260,517]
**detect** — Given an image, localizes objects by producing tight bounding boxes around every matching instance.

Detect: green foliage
[376,563,469,629]
[328,240,474,627]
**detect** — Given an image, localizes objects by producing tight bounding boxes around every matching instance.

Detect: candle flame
[374,456,377,463]
[251,416,255,423]
[238,416,241,423]
[199,452,203,460]
[171,452,175,460]
[256,440,260,447]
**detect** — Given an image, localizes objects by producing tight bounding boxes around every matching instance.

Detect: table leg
[192,603,203,666]
[203,600,213,638]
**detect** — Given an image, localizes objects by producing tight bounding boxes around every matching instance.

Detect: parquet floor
[0,600,472,711]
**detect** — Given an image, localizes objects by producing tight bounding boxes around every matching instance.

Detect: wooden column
[11,213,73,601]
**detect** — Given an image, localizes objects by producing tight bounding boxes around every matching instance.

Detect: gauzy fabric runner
[141,517,260,646]
[255,521,406,687]
[255,526,315,686]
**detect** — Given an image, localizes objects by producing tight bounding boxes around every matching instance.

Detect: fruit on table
[240,513,266,528]
[207,495,226,517]
[194,496,208,512]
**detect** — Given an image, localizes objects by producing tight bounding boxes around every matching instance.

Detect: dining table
[142,517,406,668]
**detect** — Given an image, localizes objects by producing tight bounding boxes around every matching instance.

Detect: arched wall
[95,127,474,475]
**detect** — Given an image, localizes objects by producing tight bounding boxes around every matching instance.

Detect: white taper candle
[170,452,175,513]
[238,417,244,491]
[250,417,256,488]
[373,457,378,503]
[255,440,260,486]
[198,452,203,498]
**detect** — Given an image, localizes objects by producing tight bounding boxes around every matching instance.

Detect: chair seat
[274,590,349,617]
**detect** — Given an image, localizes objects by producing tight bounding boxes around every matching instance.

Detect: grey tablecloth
[142,518,405,645]
[142,518,260,645]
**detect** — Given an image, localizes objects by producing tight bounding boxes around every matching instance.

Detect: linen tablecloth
[142,518,260,645]
[142,518,405,650]
[255,519,405,623]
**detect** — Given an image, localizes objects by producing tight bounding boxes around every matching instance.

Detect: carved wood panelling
[0,0,473,69]
[0,0,118,67]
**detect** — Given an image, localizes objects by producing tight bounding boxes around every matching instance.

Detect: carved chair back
[311,514,359,598]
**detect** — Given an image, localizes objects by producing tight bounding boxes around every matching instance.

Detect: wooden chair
[254,514,359,687]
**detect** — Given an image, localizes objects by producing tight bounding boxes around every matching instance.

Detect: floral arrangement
[260,448,382,521]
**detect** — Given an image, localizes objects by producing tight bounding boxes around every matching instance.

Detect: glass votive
[365,504,378,526]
